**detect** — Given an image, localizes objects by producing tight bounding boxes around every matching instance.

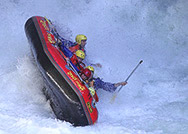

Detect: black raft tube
[24,17,91,126]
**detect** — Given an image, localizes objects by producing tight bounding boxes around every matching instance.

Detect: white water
[0,0,188,133]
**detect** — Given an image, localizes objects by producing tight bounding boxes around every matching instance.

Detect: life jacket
[87,83,99,102]
[69,43,85,53]
[70,54,85,72]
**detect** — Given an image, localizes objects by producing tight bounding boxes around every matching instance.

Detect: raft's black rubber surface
[24,17,89,126]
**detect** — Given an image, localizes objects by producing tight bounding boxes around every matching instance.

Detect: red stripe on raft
[32,16,98,124]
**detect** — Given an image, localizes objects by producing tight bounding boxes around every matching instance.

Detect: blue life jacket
[59,36,76,48]
[60,44,73,58]
[59,40,80,72]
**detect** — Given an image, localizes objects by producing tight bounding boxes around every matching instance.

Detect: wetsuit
[93,77,117,92]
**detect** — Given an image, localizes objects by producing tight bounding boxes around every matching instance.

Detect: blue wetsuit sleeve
[60,44,73,58]
[50,28,75,48]
[60,45,80,72]
[59,37,80,72]
[94,78,117,92]
[59,36,75,48]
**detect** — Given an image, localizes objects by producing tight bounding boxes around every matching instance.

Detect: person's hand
[114,81,127,87]
[119,81,127,86]
[95,63,102,68]
[91,63,102,68]
[89,80,94,87]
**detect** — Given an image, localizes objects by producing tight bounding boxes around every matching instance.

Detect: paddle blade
[110,93,117,103]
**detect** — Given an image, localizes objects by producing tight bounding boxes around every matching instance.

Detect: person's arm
[53,32,75,48]
[91,63,102,68]
[93,78,127,92]
[49,24,75,48]
[59,37,76,48]
[84,59,102,68]
[93,78,116,92]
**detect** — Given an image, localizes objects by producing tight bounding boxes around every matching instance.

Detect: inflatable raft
[24,16,98,126]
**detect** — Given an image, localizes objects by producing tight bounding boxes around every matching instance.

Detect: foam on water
[0,0,188,133]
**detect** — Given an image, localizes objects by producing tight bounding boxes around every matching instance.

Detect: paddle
[111,60,143,103]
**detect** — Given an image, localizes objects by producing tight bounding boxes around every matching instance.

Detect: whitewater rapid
[0,0,188,133]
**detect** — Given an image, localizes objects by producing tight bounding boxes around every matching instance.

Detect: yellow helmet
[75,50,85,59]
[75,34,87,45]
[86,66,94,73]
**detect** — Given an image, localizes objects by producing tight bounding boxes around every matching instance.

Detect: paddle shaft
[117,60,143,92]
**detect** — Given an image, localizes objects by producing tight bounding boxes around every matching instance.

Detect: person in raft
[60,41,86,73]
[57,34,101,68]
[56,34,86,53]
[85,66,127,92]
[80,68,99,102]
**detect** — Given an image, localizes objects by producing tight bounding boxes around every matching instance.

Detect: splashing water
[0,0,188,133]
